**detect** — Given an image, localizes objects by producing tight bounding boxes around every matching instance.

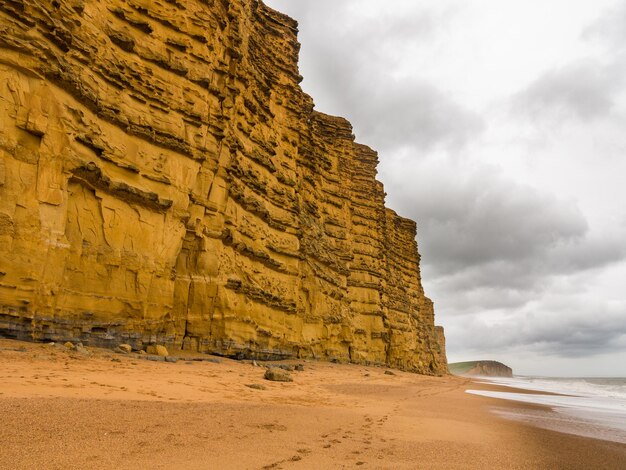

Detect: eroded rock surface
[0,0,447,374]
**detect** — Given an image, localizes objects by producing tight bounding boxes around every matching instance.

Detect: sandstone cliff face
[0,0,447,374]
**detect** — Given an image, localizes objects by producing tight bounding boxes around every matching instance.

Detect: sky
[264,0,626,377]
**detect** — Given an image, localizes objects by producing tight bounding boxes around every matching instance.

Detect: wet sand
[0,339,624,469]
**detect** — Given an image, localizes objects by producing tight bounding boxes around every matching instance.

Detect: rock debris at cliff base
[0,0,447,374]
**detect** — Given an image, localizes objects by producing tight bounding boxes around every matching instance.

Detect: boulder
[146,345,169,357]
[264,368,293,382]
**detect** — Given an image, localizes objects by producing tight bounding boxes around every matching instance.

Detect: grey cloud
[298,45,484,152]
[582,3,626,49]
[428,281,537,312]
[350,79,484,152]
[513,5,626,125]
[449,300,626,358]
[266,0,482,152]
[513,60,619,122]
[266,0,436,43]
[549,232,626,272]
[384,164,626,315]
[389,167,592,271]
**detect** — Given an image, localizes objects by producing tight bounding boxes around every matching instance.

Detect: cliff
[449,361,513,378]
[0,0,447,374]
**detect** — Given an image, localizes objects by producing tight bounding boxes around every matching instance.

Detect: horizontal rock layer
[0,0,447,374]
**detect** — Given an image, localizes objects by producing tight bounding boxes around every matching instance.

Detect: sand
[0,339,624,469]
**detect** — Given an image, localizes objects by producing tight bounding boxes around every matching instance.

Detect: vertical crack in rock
[0,0,447,374]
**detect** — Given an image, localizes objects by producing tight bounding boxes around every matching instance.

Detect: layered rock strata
[0,0,447,374]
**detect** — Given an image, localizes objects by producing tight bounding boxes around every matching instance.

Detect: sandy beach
[0,339,624,469]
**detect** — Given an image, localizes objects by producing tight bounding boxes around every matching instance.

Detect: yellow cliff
[0,0,447,374]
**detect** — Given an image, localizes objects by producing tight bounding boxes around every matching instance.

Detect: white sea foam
[474,376,626,400]
[466,377,626,444]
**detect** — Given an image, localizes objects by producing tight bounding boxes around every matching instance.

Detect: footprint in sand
[261,462,281,470]
[258,423,288,432]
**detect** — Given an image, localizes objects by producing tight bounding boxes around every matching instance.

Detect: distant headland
[449,360,513,377]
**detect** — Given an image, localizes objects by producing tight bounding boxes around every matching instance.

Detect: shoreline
[466,376,626,445]
[1,339,625,469]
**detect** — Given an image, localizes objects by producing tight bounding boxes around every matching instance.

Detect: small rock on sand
[384,370,395,376]
[264,368,293,382]
[146,355,165,362]
[118,344,132,354]
[245,383,267,390]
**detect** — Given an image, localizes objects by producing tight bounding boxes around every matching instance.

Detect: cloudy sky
[264,0,626,376]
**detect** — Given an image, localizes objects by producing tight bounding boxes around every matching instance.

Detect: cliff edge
[0,0,447,374]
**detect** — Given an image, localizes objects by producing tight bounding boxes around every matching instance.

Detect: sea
[466,376,626,444]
